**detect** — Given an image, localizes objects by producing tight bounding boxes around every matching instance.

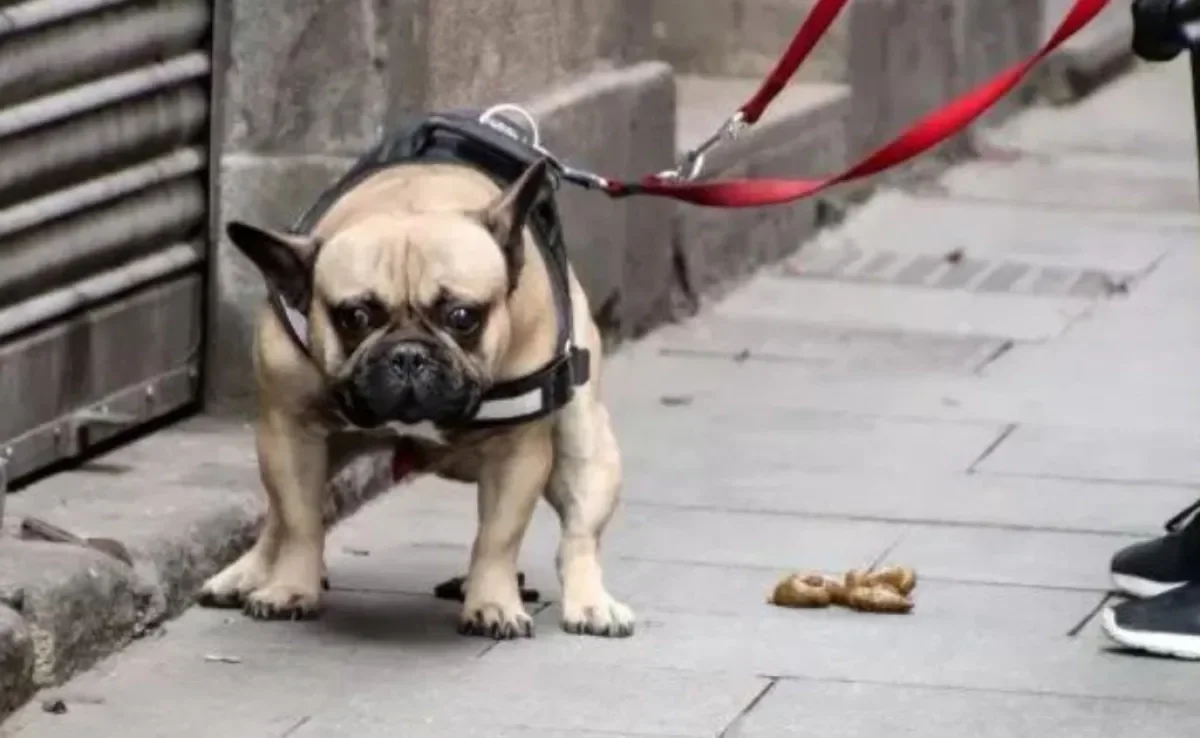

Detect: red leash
[598,0,1113,207]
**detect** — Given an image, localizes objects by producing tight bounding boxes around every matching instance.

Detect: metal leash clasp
[478,104,611,191]
[656,111,748,182]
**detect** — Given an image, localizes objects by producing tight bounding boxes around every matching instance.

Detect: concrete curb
[0,418,397,720]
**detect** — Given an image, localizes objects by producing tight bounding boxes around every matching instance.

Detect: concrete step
[672,75,850,300]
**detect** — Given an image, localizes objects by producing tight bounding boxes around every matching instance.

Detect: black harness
[268,109,590,430]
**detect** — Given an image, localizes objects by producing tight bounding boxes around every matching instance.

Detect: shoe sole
[1110,573,1185,599]
[1101,608,1200,660]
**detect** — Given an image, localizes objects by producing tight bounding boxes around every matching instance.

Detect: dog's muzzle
[334,338,480,429]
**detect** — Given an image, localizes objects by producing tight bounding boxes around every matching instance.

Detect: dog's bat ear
[225,221,320,309]
[481,157,551,289]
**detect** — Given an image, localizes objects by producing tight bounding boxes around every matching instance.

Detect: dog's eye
[336,305,374,333]
[445,306,482,334]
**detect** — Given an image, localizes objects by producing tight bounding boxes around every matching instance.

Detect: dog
[197,119,633,640]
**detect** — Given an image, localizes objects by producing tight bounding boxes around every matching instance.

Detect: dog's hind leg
[458,423,552,639]
[545,395,635,637]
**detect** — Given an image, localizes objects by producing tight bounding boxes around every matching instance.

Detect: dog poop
[769,565,917,614]
[768,573,833,608]
[844,584,914,614]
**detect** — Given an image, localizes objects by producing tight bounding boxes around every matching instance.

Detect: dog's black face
[332,330,484,429]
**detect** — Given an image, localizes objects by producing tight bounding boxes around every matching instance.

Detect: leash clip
[657,111,748,183]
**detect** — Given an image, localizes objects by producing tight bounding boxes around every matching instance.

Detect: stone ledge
[672,77,851,302]
[523,61,679,338]
[0,417,397,719]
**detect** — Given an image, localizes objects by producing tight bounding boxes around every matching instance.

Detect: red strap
[740,0,852,124]
[606,0,1112,207]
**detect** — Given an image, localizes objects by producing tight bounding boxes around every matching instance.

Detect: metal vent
[783,244,1131,299]
[0,0,215,485]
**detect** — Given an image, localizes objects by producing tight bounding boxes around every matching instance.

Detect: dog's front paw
[197,554,274,609]
[243,583,322,621]
[458,601,534,640]
[562,593,635,638]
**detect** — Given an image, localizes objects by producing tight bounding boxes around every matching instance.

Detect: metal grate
[783,243,1132,299]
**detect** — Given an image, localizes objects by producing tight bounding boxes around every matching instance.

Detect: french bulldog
[198,155,633,639]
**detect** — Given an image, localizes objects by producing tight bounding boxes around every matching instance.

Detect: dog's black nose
[389,343,431,376]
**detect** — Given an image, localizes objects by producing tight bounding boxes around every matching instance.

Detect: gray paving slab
[290,663,767,738]
[643,314,1007,375]
[480,607,1200,704]
[613,405,1007,475]
[798,188,1190,275]
[934,158,1199,214]
[989,58,1197,160]
[978,424,1200,486]
[712,275,1093,342]
[620,468,1197,536]
[603,347,1198,434]
[738,679,1200,737]
[884,522,1130,590]
[1,594,487,738]
[297,724,695,738]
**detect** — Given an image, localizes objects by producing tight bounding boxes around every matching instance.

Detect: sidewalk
[5,58,1200,736]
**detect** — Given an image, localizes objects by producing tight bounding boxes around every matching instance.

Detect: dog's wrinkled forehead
[314,213,510,309]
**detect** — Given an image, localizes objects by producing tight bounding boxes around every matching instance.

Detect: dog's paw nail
[196,589,243,609]
[562,598,635,638]
[458,602,533,640]
[243,589,321,621]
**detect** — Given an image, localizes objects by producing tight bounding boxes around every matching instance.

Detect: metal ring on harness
[479,104,543,150]
[478,104,611,192]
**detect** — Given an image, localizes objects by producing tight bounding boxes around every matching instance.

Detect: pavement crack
[279,715,311,737]
[717,677,778,738]
[972,339,1014,373]
[966,423,1017,473]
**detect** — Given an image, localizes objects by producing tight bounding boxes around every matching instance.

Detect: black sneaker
[1102,581,1200,660]
[1110,498,1200,598]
